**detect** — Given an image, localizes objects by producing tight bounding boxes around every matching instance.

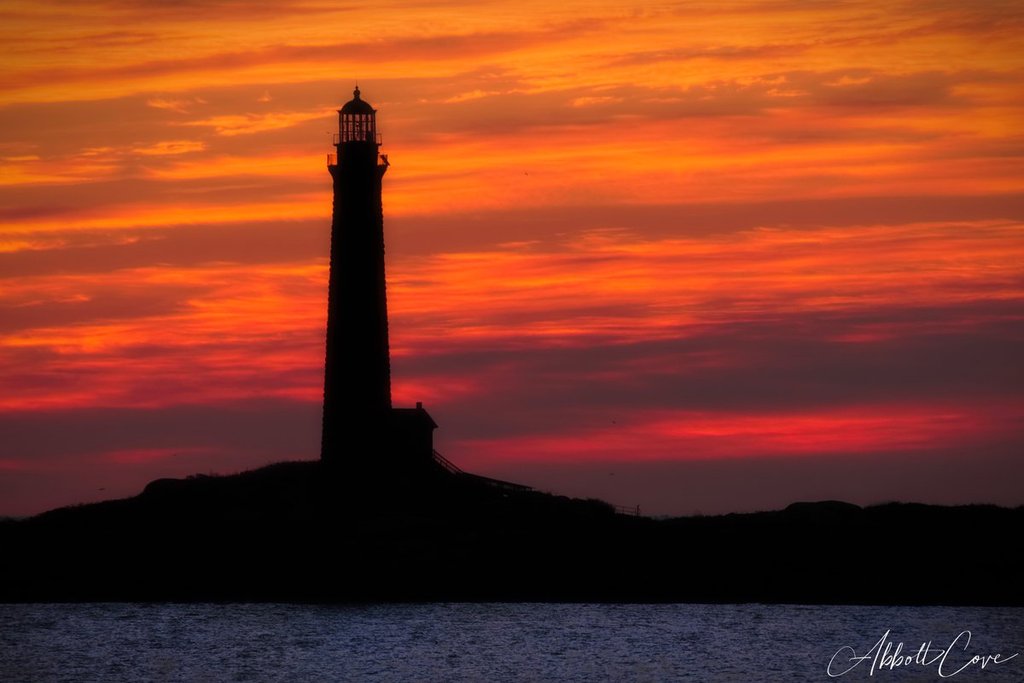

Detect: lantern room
[337,86,378,145]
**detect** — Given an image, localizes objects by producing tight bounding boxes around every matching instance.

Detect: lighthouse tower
[321,87,436,469]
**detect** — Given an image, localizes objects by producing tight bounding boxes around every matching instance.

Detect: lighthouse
[321,87,436,469]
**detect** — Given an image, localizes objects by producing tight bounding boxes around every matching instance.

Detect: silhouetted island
[1,461,1021,604]
[3,89,1020,605]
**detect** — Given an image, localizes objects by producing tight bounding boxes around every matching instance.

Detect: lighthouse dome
[340,86,375,115]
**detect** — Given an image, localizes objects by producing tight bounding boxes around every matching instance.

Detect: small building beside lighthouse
[321,87,436,470]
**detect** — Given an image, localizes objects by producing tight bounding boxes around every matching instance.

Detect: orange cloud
[180,111,327,137]
[131,140,206,155]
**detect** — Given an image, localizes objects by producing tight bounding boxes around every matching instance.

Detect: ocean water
[1,603,1021,682]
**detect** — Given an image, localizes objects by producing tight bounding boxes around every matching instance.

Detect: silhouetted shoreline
[1,460,1020,605]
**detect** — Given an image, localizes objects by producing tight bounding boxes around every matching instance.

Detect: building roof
[391,405,438,429]
[340,86,375,115]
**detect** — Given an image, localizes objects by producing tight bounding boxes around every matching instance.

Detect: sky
[1,0,1022,517]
